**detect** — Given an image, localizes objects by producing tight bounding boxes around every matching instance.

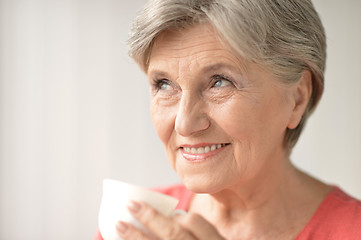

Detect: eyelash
[152,74,233,91]
[152,79,169,90]
[211,74,233,87]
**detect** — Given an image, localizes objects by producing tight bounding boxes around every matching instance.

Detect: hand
[116,201,225,240]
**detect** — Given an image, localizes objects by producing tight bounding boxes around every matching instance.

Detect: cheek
[211,98,283,148]
[150,105,179,170]
[210,101,257,138]
[150,104,175,146]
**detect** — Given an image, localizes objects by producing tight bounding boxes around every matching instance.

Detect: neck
[211,159,300,210]
[189,160,332,239]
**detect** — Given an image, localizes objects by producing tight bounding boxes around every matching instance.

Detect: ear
[287,70,312,130]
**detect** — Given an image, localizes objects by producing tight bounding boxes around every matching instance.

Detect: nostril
[175,114,210,136]
[174,95,211,136]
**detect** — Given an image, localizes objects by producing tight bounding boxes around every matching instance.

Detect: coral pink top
[94,185,361,240]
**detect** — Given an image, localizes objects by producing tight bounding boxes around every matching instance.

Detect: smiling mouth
[181,143,229,154]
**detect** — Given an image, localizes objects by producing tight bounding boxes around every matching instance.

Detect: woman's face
[147,24,299,193]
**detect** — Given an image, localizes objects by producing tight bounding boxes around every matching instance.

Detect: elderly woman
[95,0,361,239]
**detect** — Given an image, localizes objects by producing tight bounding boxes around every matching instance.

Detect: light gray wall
[0,0,359,239]
[292,0,361,198]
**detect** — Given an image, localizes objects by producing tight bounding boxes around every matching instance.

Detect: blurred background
[0,0,360,239]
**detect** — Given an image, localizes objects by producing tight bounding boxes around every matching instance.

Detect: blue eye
[154,79,171,91]
[213,78,232,88]
[159,81,170,90]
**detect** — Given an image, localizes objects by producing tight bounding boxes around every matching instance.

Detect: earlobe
[287,70,312,130]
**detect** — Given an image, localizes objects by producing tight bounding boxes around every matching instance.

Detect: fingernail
[127,200,142,214]
[172,209,187,216]
[116,221,129,235]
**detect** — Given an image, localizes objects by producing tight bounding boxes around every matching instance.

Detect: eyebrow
[201,63,243,74]
[148,63,243,77]
[147,69,170,79]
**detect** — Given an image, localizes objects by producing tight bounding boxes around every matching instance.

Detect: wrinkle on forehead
[148,24,247,81]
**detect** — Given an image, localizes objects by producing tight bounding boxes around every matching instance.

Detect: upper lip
[179,143,230,148]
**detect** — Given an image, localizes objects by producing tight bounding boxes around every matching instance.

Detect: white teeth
[204,146,210,153]
[183,144,226,154]
[197,148,204,154]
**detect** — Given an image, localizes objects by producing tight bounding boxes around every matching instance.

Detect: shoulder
[297,187,361,239]
[324,187,361,222]
[152,184,194,211]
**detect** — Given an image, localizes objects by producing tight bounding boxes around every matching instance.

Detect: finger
[176,213,225,240]
[116,221,150,240]
[128,201,196,240]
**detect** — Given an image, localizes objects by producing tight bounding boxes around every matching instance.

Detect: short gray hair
[129,0,326,151]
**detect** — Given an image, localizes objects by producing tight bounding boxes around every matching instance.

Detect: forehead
[148,24,244,74]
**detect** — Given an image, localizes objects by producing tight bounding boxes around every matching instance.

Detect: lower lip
[180,146,228,163]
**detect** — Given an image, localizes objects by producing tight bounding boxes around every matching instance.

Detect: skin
[117,24,332,239]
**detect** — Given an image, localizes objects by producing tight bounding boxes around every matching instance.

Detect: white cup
[98,179,179,240]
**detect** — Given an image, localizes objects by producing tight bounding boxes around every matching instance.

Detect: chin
[181,175,228,194]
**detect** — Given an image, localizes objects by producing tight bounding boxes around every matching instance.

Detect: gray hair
[129,0,326,151]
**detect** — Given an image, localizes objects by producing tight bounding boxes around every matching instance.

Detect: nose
[174,91,210,136]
